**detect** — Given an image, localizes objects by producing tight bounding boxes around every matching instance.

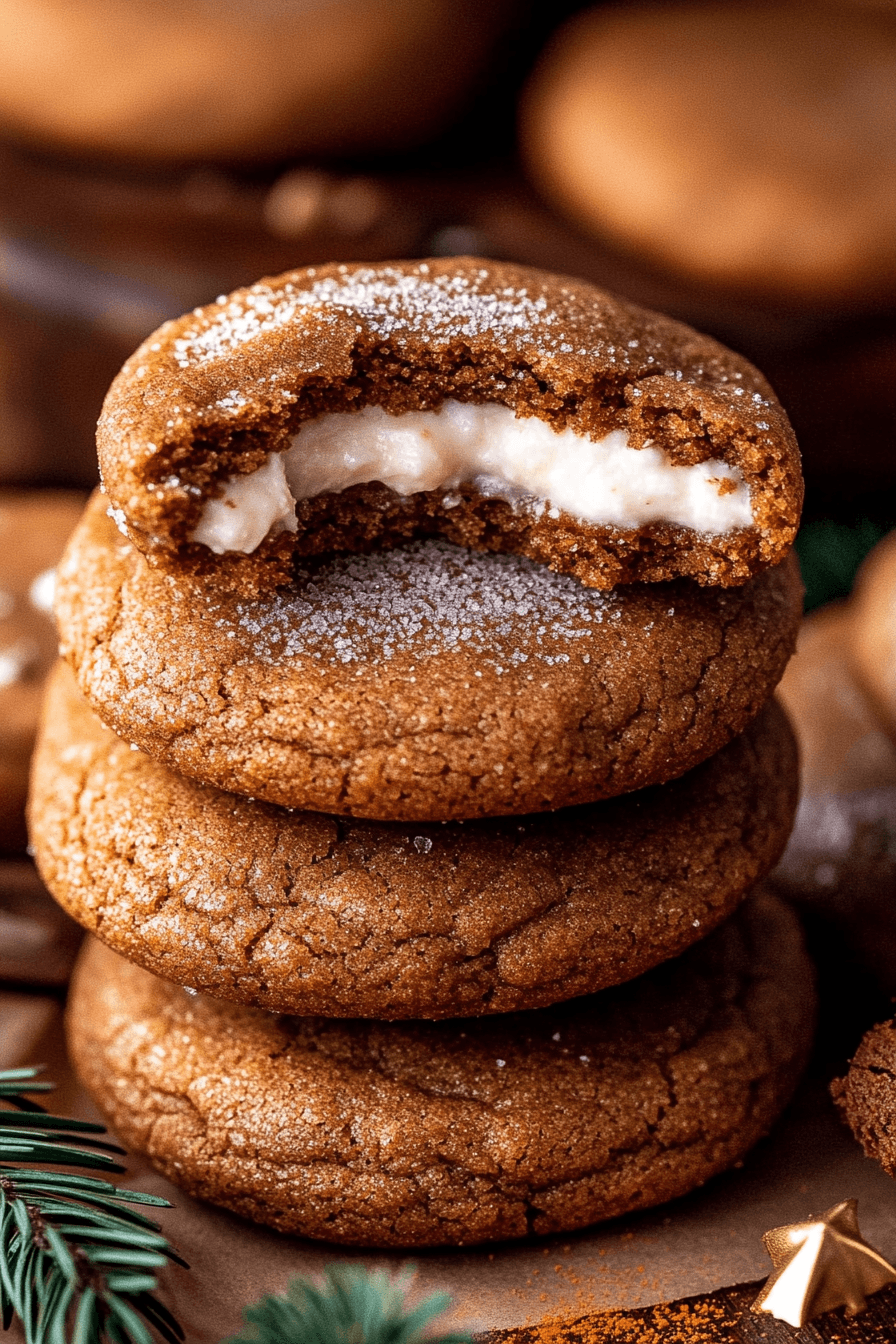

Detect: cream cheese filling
[191,400,754,555]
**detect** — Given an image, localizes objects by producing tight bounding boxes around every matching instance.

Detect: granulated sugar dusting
[231,540,617,667]
[173,265,564,368]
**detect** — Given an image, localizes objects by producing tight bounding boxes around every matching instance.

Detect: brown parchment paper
[9,1046,895,1341]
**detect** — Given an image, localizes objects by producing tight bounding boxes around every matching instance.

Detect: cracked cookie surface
[56,492,802,819]
[66,891,816,1247]
[31,664,798,1018]
[833,1018,896,1174]
[97,258,802,589]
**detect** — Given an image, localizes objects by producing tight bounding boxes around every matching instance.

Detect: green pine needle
[0,1066,185,1344]
[226,1265,472,1344]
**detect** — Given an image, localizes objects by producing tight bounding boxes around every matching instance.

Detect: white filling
[192,450,297,555]
[191,401,753,555]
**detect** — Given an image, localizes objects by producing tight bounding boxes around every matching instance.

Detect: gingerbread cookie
[67,891,815,1247]
[0,0,512,164]
[833,1021,896,1176]
[56,492,802,820]
[31,663,798,1018]
[777,601,896,799]
[96,258,802,592]
[771,601,896,997]
[521,4,896,307]
[0,490,85,850]
[850,530,896,743]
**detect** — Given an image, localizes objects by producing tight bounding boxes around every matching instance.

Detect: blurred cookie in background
[0,860,81,987]
[521,2,896,309]
[772,598,896,998]
[0,0,516,164]
[851,530,896,743]
[0,490,84,851]
[777,602,896,797]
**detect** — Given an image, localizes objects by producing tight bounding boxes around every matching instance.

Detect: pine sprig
[0,1067,185,1344]
[227,1265,471,1344]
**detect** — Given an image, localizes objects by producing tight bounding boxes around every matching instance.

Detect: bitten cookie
[31,663,798,1018]
[0,0,511,164]
[0,490,85,850]
[97,258,802,591]
[56,492,802,819]
[67,891,815,1248]
[850,530,896,743]
[521,4,896,307]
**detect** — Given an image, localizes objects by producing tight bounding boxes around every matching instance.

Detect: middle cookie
[56,491,802,820]
[31,663,798,1019]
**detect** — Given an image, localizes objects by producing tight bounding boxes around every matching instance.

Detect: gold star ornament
[751,1199,896,1328]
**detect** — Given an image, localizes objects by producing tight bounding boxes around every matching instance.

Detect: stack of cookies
[30,258,815,1247]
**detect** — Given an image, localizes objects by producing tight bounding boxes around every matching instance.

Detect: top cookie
[97,258,802,591]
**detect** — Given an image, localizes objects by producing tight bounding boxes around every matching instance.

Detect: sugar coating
[230,539,616,667]
[191,401,753,555]
[173,267,564,367]
[56,492,804,821]
[231,532,617,663]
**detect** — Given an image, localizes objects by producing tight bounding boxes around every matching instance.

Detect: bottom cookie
[67,891,815,1248]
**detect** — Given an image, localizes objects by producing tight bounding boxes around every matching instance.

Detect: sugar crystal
[230,540,614,669]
